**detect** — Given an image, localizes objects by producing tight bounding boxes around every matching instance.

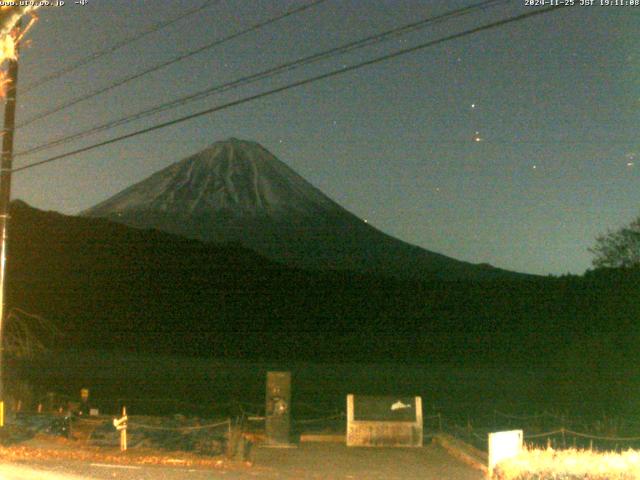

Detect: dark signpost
[265,371,291,446]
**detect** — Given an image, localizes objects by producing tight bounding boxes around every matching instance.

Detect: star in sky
[625,152,636,167]
[12,2,637,276]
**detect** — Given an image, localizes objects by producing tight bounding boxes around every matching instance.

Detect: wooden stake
[120,406,127,451]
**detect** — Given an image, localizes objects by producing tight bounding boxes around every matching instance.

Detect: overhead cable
[15,0,507,158]
[17,0,329,128]
[22,0,222,93]
[12,5,569,174]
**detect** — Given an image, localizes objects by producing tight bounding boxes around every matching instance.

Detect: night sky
[8,1,639,275]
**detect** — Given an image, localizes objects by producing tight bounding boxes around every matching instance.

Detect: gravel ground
[250,443,485,480]
[1,443,484,479]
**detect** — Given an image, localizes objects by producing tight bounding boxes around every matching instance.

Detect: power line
[15,0,508,158]
[22,0,221,93]
[16,0,329,128]
[12,5,569,174]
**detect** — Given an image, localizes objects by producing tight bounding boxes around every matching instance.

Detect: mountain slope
[10,199,640,392]
[87,138,340,218]
[5,200,562,363]
[4,200,532,361]
[83,138,526,280]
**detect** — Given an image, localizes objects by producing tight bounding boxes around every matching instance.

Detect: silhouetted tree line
[4,201,640,412]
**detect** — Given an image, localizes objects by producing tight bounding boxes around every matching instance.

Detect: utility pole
[0,21,20,427]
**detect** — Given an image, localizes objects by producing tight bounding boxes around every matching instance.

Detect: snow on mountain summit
[85,138,343,218]
[83,138,524,280]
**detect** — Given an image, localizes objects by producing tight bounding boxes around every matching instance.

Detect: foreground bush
[494,447,640,479]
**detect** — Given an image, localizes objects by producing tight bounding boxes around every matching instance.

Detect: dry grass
[494,447,640,479]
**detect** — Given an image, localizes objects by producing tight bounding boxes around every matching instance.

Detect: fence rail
[15,391,640,454]
[439,410,640,453]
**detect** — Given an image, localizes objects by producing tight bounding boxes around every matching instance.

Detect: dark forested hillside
[5,201,639,381]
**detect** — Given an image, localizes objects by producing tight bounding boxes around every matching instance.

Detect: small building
[346,394,423,447]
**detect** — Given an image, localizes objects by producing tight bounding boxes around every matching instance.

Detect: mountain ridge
[87,138,343,218]
[83,138,531,281]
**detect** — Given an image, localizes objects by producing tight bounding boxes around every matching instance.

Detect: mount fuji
[83,138,522,280]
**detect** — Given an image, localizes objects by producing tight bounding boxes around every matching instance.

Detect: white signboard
[346,394,423,447]
[488,429,523,476]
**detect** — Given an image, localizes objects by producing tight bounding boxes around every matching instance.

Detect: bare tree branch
[4,307,60,358]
